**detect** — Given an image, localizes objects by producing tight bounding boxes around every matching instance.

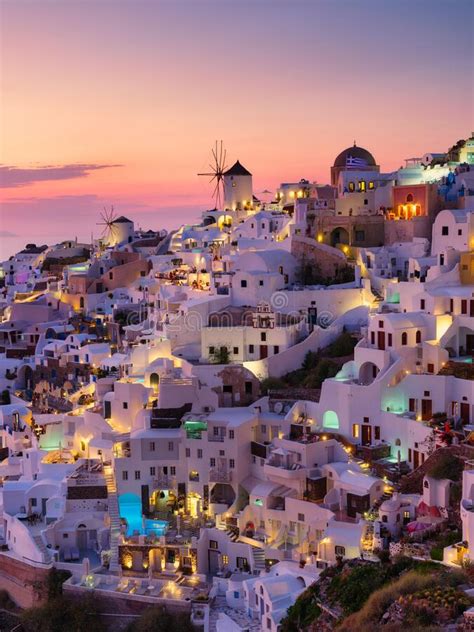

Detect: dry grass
[336,571,435,631]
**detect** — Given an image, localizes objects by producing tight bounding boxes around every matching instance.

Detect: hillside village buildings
[1,133,474,630]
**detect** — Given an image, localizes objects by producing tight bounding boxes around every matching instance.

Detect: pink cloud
[0,163,122,188]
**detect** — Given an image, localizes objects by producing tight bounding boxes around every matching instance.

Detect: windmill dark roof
[112,216,133,224]
[333,143,377,168]
[224,160,252,177]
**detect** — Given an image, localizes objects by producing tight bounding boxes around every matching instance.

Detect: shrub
[308,359,339,387]
[125,607,196,631]
[430,546,443,561]
[210,346,231,365]
[260,377,286,394]
[46,568,71,599]
[0,588,15,609]
[326,332,357,357]
[337,570,434,630]
[280,585,321,631]
[427,451,463,481]
[429,529,462,561]
[21,593,104,632]
[302,350,319,371]
[327,564,387,615]
[374,548,391,564]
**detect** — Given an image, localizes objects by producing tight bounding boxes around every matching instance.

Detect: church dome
[333,143,377,168]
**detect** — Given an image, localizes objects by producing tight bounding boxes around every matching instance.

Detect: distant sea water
[0,204,203,260]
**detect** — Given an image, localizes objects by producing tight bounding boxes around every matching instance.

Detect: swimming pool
[118,493,168,537]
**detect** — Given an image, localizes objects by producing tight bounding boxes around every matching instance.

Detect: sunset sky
[1,0,473,258]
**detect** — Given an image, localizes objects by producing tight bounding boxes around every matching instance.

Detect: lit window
[352,424,359,438]
[368,181,374,189]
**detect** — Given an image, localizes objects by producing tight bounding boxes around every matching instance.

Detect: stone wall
[214,365,260,407]
[384,216,432,245]
[0,553,51,608]
[291,236,347,279]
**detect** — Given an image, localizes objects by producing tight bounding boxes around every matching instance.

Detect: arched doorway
[76,523,88,550]
[358,362,380,385]
[330,227,350,247]
[150,372,160,392]
[323,410,340,430]
[18,365,33,390]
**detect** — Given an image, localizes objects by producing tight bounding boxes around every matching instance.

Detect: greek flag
[346,155,367,168]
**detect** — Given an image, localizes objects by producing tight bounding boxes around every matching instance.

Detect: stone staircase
[251,546,265,573]
[104,465,121,569]
[225,526,239,542]
[33,534,52,563]
[360,523,379,561]
[217,522,265,571]
[361,522,374,552]
[370,488,393,518]
[216,518,239,542]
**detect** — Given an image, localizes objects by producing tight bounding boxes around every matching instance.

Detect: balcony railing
[208,435,225,442]
[153,475,176,488]
[266,458,301,471]
[209,469,232,483]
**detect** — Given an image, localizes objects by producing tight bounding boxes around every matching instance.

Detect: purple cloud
[0,163,122,188]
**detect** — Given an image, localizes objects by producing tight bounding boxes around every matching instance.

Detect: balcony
[251,441,271,459]
[208,435,225,443]
[153,475,176,489]
[263,461,306,481]
[209,469,232,483]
